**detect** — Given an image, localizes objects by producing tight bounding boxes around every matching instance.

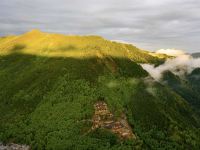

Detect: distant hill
[0,30,200,150]
[191,52,200,58]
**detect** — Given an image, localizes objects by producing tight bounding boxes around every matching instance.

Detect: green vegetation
[0,31,199,149]
[162,70,200,114]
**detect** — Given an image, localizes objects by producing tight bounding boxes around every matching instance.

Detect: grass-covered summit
[0,29,164,63]
[0,30,199,150]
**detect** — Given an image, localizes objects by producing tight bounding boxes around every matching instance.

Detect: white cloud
[156,49,185,56]
[141,54,200,81]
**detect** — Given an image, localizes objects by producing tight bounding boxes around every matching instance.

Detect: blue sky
[0,0,200,52]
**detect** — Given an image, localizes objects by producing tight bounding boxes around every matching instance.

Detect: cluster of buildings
[92,101,136,139]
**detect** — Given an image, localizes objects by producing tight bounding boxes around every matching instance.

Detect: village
[92,101,136,139]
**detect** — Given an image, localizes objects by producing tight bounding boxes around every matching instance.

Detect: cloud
[156,49,185,56]
[141,49,200,81]
[0,0,200,52]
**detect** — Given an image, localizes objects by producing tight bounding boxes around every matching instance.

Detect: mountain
[0,30,200,150]
[162,69,200,114]
[191,52,200,58]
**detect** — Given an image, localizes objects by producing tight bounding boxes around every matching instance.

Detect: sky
[0,0,200,53]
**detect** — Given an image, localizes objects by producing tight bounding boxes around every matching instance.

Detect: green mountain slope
[0,31,200,150]
[162,69,200,114]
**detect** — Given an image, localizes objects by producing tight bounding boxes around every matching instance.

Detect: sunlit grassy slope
[0,30,165,63]
[0,30,200,150]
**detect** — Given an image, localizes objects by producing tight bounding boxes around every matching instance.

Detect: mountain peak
[26,29,43,35]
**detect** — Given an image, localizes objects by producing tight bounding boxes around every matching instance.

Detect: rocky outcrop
[92,101,136,139]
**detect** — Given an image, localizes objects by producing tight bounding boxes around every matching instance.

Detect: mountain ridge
[192,52,200,58]
[0,30,166,63]
[0,31,200,150]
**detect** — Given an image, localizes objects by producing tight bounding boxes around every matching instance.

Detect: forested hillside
[0,31,199,150]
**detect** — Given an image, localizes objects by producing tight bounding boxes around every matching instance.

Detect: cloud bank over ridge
[141,49,200,81]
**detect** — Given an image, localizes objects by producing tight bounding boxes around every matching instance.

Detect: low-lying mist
[141,49,200,81]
